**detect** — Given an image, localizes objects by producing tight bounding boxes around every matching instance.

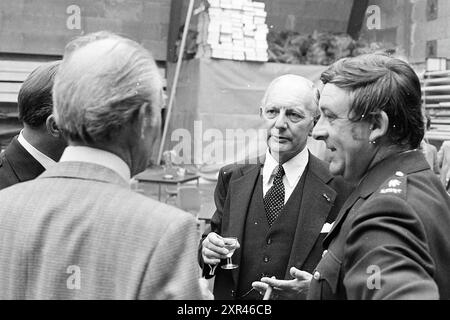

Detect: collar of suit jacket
[60,146,131,182]
[18,130,56,170]
[39,161,131,188]
[3,135,46,182]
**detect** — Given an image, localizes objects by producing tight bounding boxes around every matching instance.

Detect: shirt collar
[263,147,309,188]
[60,146,131,183]
[17,130,56,170]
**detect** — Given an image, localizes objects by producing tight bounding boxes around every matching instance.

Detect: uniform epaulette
[377,171,407,199]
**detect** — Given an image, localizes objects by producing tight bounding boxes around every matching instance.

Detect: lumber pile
[183,0,394,65]
[196,0,269,62]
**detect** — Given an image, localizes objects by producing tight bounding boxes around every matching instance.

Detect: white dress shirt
[60,146,131,183]
[262,147,309,203]
[17,130,56,170]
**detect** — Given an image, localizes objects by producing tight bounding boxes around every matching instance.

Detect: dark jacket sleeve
[0,153,19,191]
[197,166,232,277]
[343,195,439,299]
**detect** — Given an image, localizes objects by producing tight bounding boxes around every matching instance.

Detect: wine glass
[221,237,239,270]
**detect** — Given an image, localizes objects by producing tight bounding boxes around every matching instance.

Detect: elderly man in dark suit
[200,75,353,300]
[0,60,66,190]
[0,31,203,299]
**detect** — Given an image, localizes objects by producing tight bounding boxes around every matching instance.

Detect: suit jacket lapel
[323,151,430,248]
[227,163,261,286]
[286,158,336,276]
[5,136,45,182]
[323,188,361,248]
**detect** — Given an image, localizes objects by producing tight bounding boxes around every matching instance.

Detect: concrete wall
[410,0,450,63]
[357,0,411,58]
[358,0,450,64]
[261,0,354,34]
[0,0,171,60]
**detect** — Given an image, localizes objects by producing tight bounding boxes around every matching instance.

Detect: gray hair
[53,31,163,144]
[261,74,319,118]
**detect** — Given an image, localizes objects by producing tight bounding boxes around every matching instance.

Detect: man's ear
[45,115,62,138]
[137,103,149,140]
[369,111,389,143]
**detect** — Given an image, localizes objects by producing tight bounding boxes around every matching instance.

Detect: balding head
[53,32,163,145]
[260,74,319,164]
[261,74,319,118]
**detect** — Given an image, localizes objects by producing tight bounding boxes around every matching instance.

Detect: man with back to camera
[0,31,204,299]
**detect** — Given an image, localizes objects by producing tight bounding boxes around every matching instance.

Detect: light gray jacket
[0,161,202,300]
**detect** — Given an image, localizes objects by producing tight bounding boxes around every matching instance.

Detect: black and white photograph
[0,0,449,310]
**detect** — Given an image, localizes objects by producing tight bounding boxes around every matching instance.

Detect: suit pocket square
[320,222,334,233]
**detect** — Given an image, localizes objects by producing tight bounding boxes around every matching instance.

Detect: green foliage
[267,30,394,65]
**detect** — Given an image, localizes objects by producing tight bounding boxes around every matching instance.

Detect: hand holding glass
[221,237,239,270]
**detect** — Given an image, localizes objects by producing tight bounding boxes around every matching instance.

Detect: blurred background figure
[0,60,66,190]
[421,111,439,174]
[0,31,203,300]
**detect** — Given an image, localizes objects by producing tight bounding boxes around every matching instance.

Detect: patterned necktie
[263,165,285,227]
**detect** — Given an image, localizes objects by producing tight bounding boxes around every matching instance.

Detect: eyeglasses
[261,106,309,123]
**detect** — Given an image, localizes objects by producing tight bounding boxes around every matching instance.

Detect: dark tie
[263,165,285,227]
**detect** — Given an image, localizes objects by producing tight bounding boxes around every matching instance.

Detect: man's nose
[274,111,288,129]
[312,117,328,141]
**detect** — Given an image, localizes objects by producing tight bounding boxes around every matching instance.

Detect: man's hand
[251,267,312,300]
[201,232,240,265]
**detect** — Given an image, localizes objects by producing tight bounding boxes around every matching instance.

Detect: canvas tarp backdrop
[164,58,327,178]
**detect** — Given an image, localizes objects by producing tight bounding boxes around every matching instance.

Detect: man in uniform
[308,54,450,299]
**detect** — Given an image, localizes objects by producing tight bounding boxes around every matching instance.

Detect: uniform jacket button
[313,271,321,280]
[322,250,328,258]
[263,256,270,263]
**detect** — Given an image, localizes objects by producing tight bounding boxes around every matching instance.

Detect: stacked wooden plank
[196,0,269,62]
[422,70,450,142]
